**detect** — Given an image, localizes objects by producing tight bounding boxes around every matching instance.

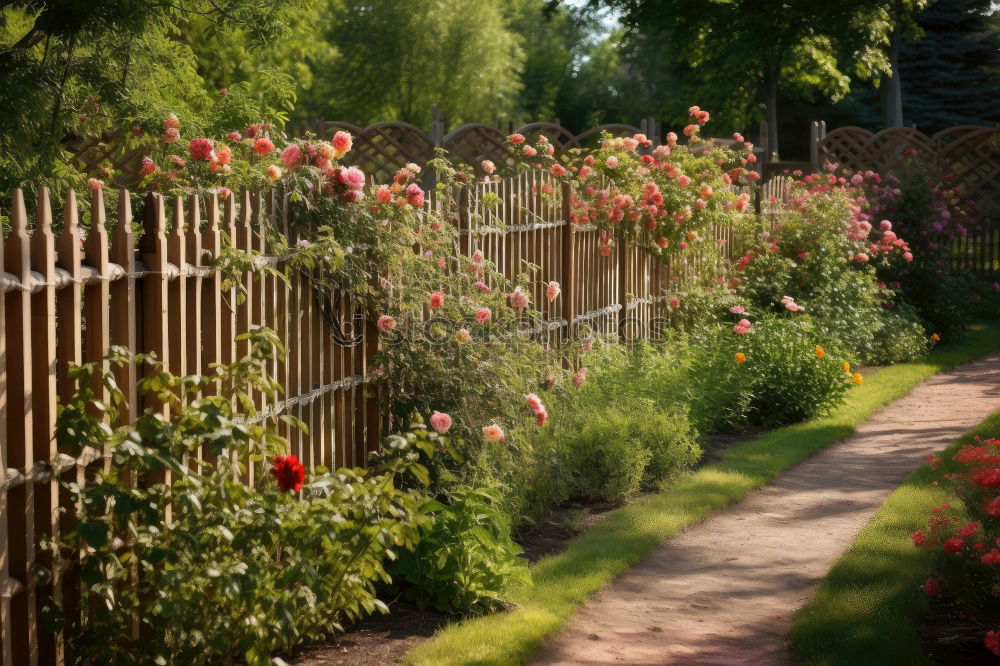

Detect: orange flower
[843,361,851,374]
[851,373,863,385]
[734,352,747,364]
[931,333,941,343]
[814,345,825,359]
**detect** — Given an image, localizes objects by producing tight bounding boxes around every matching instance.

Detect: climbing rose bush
[505,106,758,261]
[735,174,928,364]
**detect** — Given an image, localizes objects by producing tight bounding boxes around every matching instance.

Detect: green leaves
[44,338,440,664]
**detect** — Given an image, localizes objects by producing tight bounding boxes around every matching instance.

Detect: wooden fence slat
[5,189,35,666]
[29,188,58,666]
[185,195,203,388]
[53,189,88,666]
[110,191,138,424]
[0,186,8,666]
[201,194,222,389]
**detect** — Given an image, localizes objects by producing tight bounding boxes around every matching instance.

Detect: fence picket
[5,189,35,666]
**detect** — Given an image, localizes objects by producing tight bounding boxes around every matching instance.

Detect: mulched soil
[920,595,999,665]
[516,498,624,564]
[285,600,447,666]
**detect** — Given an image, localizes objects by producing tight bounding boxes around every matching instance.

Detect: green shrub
[40,331,436,666]
[392,485,530,615]
[565,410,652,502]
[691,316,854,429]
[636,407,703,491]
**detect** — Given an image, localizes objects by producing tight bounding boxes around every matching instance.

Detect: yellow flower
[455,328,471,344]
[734,352,747,364]
[843,361,851,374]
[931,333,941,343]
[851,372,863,385]
[814,345,825,359]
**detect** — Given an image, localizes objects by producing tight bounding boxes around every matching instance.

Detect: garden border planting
[405,321,1000,666]
[790,408,1000,665]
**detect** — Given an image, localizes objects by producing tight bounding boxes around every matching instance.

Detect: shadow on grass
[791,411,1000,666]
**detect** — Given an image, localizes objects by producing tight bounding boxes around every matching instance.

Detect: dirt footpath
[532,352,1000,665]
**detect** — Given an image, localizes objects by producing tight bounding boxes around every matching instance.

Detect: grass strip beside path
[790,402,1000,665]
[405,322,1000,666]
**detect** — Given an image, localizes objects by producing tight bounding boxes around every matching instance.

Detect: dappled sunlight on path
[531,353,1000,665]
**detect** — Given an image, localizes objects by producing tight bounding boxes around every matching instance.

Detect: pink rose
[280,144,302,168]
[429,291,445,309]
[475,307,492,324]
[377,315,396,332]
[405,183,424,207]
[511,286,530,309]
[546,281,561,302]
[430,411,452,434]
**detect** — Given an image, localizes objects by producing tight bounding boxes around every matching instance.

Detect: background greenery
[2,0,997,194]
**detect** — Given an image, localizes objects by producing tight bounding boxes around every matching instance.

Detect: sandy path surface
[532,352,1000,665]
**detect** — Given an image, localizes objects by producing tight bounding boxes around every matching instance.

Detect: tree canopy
[603,0,924,155]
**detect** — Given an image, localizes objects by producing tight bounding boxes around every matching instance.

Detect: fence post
[560,181,575,341]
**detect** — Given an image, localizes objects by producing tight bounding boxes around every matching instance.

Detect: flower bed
[37,105,1000,664]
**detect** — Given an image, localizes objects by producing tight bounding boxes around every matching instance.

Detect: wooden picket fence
[0,167,745,665]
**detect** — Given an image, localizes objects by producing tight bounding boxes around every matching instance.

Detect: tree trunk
[882,19,904,128]
[765,62,779,159]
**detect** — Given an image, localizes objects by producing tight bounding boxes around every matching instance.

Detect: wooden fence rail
[0,170,740,665]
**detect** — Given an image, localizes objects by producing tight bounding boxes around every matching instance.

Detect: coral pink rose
[332,131,352,157]
[377,315,396,332]
[482,424,505,442]
[254,137,275,155]
[428,291,445,309]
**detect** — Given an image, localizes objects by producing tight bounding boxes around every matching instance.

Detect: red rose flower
[271,454,305,493]
[943,537,965,554]
[188,137,214,161]
[921,577,941,597]
[986,631,1000,656]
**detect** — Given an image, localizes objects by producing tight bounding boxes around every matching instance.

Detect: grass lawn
[404,321,1000,666]
[790,405,1000,665]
